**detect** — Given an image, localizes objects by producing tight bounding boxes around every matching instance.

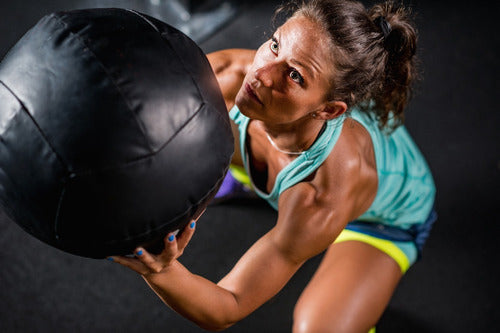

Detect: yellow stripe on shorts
[334,229,410,273]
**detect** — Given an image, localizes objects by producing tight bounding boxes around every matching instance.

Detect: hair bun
[370,2,417,61]
[385,20,416,61]
[374,16,392,39]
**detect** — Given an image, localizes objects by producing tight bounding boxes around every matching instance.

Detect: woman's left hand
[109,219,197,276]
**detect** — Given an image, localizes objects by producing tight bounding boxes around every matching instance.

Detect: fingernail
[168,234,175,242]
[136,250,143,256]
[190,222,196,229]
[107,257,114,261]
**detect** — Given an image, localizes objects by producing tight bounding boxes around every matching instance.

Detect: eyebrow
[291,58,315,79]
[274,32,316,79]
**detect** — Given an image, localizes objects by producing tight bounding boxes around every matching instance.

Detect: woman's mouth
[245,83,263,105]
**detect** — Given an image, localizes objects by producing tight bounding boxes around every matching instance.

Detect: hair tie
[374,16,391,39]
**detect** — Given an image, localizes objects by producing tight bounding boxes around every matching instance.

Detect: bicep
[274,156,375,263]
[273,182,351,263]
[216,184,348,321]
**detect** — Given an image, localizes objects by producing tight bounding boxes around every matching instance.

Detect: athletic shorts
[338,208,438,273]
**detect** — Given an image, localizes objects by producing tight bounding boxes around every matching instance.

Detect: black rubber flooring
[0,1,498,332]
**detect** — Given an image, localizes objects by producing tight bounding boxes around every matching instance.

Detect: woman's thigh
[293,240,402,333]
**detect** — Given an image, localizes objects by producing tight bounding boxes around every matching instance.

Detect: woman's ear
[314,101,347,120]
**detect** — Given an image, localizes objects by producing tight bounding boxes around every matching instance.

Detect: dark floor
[0,0,499,332]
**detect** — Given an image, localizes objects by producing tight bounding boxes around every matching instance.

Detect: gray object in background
[80,0,239,42]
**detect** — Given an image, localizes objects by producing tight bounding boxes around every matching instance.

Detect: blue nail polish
[190,222,195,229]
[168,235,175,242]
[136,250,143,256]
[107,257,114,261]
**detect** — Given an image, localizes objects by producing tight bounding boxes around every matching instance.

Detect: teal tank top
[229,105,436,228]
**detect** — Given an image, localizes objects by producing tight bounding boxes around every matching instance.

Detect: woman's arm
[207,49,255,111]
[207,49,255,167]
[112,151,369,331]
[113,187,345,331]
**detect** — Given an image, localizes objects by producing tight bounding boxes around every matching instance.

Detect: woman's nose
[254,62,281,88]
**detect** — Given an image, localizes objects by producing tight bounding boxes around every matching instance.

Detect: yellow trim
[229,164,252,188]
[334,229,410,273]
[368,327,376,333]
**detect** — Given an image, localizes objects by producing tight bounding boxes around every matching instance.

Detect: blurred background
[0,0,498,332]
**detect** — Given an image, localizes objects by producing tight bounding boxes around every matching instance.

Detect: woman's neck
[261,118,326,155]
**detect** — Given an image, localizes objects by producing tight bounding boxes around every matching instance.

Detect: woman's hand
[109,220,197,276]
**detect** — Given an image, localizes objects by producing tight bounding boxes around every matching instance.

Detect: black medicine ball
[0,8,233,258]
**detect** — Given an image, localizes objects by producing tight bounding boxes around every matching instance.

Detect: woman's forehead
[276,15,334,79]
[279,15,322,35]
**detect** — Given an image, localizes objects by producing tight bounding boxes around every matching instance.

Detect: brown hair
[275,0,418,131]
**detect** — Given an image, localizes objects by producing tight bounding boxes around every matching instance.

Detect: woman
[111,0,436,331]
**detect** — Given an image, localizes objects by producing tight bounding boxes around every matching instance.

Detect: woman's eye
[289,69,304,84]
[270,39,279,54]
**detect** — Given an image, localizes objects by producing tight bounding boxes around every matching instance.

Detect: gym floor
[0,1,498,332]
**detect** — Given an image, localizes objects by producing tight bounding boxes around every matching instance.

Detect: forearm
[143,260,240,331]
[123,212,317,331]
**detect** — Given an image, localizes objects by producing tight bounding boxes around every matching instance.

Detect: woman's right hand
[109,220,197,276]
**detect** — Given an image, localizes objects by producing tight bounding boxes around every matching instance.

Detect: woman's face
[235,15,335,125]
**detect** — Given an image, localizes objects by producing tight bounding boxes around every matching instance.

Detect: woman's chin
[237,104,262,121]
[235,98,255,118]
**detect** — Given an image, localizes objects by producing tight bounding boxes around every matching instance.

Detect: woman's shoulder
[313,118,378,219]
[207,49,255,77]
[206,49,255,110]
